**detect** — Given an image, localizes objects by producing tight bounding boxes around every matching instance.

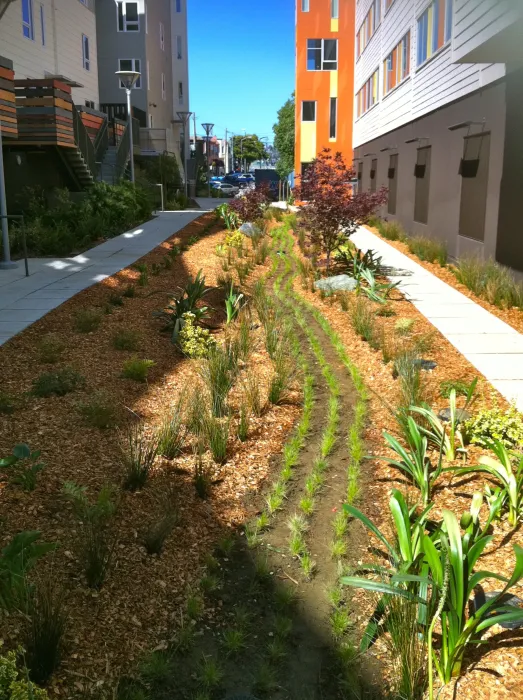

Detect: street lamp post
[177,111,193,200]
[240,136,248,174]
[260,137,269,169]
[115,70,141,183]
[201,123,214,197]
[0,119,16,269]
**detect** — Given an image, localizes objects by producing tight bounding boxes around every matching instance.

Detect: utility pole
[224,128,228,174]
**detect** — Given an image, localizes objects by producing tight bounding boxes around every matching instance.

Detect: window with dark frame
[414,146,431,224]
[302,101,316,122]
[82,34,90,71]
[119,58,141,88]
[22,0,34,39]
[329,97,337,139]
[388,153,398,214]
[307,39,338,71]
[117,1,139,32]
[459,133,491,242]
[370,158,377,193]
[40,3,45,44]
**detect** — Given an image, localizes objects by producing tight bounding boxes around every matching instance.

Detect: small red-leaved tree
[229,183,272,223]
[295,149,388,269]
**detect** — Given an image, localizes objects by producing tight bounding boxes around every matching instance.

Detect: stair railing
[72,103,98,179]
[94,116,109,165]
[114,121,131,182]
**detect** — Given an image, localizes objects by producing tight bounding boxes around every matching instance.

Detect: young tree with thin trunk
[295,149,388,269]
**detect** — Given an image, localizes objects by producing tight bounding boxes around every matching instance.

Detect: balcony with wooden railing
[0,55,17,138]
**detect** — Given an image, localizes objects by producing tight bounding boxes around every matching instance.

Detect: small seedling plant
[0,444,45,491]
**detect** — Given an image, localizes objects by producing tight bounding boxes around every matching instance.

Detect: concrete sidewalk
[352,226,523,411]
[0,210,202,346]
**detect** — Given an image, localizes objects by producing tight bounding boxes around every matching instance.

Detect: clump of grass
[300,552,316,578]
[158,395,186,458]
[331,608,351,640]
[197,655,223,691]
[121,358,155,382]
[185,387,208,434]
[268,346,294,405]
[237,314,252,361]
[193,455,214,499]
[222,628,247,656]
[121,422,159,490]
[134,263,149,287]
[255,239,271,265]
[379,219,406,241]
[440,378,476,399]
[407,235,448,266]
[376,304,396,317]
[112,329,141,351]
[0,389,17,415]
[243,372,264,417]
[200,413,229,464]
[216,533,235,557]
[330,539,347,559]
[74,308,102,333]
[394,351,425,409]
[78,391,118,429]
[163,255,173,269]
[139,651,171,688]
[199,346,233,417]
[123,284,136,298]
[143,495,179,555]
[237,403,250,442]
[386,596,428,700]
[350,297,379,347]
[395,317,415,336]
[38,334,65,364]
[267,637,287,665]
[151,262,162,276]
[108,292,124,306]
[454,256,523,309]
[253,663,278,696]
[186,591,204,619]
[299,496,314,516]
[24,578,67,685]
[32,367,85,397]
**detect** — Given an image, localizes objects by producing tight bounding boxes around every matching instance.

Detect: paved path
[352,226,523,411]
[0,210,202,346]
[194,197,229,211]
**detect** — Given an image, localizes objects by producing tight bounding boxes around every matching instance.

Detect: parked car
[213,182,239,197]
[210,176,224,183]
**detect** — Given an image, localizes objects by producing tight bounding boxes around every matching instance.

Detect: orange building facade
[295,0,355,177]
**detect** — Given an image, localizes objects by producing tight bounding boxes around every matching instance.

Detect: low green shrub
[379,219,406,242]
[38,335,65,364]
[0,645,49,699]
[440,378,476,399]
[112,329,141,351]
[123,285,136,298]
[178,312,216,358]
[464,405,523,448]
[73,309,102,333]
[121,358,155,382]
[407,236,448,266]
[78,391,118,429]
[0,390,17,415]
[32,368,85,397]
[0,443,45,491]
[454,256,523,309]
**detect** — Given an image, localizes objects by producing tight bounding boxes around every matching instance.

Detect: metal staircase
[0,0,16,21]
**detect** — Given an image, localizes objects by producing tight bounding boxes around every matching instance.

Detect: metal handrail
[72,103,98,179]
[114,122,131,182]
[94,117,109,165]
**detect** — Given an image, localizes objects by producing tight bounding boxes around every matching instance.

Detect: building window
[85,100,95,109]
[40,3,45,44]
[383,32,410,95]
[459,133,490,241]
[162,73,166,101]
[370,158,377,193]
[388,154,398,215]
[301,101,316,122]
[329,97,337,139]
[160,22,164,50]
[417,0,453,66]
[177,35,182,59]
[117,2,139,32]
[22,0,34,39]
[356,0,380,58]
[82,35,90,71]
[331,0,339,19]
[119,59,141,88]
[176,0,182,11]
[178,81,184,105]
[79,0,88,5]
[414,146,431,224]
[307,39,337,71]
[302,0,310,10]
[356,69,379,118]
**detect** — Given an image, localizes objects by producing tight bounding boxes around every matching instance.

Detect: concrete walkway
[194,197,229,211]
[352,226,523,411]
[0,210,202,346]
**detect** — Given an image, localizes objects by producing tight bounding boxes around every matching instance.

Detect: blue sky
[188,0,295,144]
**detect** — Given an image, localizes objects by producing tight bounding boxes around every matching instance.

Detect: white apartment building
[0,0,99,107]
[353,0,523,272]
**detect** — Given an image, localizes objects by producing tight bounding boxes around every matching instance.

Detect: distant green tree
[273,93,295,178]
[232,134,267,170]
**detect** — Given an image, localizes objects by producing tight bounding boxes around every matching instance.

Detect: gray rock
[413,359,437,371]
[438,408,471,423]
[314,275,358,293]
[239,222,262,238]
[472,591,523,629]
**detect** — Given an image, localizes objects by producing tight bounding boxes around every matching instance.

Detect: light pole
[201,123,214,197]
[240,136,249,174]
[260,137,269,169]
[177,111,192,200]
[0,118,15,269]
[115,70,141,183]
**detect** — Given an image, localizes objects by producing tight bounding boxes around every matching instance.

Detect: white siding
[453,0,522,61]
[353,0,507,148]
[0,0,99,106]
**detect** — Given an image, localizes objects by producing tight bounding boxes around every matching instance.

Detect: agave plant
[154,270,212,342]
[426,510,523,691]
[216,203,240,231]
[224,285,244,324]
[411,382,477,461]
[378,417,444,505]
[356,267,400,304]
[453,440,523,528]
[342,489,435,649]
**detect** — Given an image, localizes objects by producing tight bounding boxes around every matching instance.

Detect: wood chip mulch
[0,215,299,697]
